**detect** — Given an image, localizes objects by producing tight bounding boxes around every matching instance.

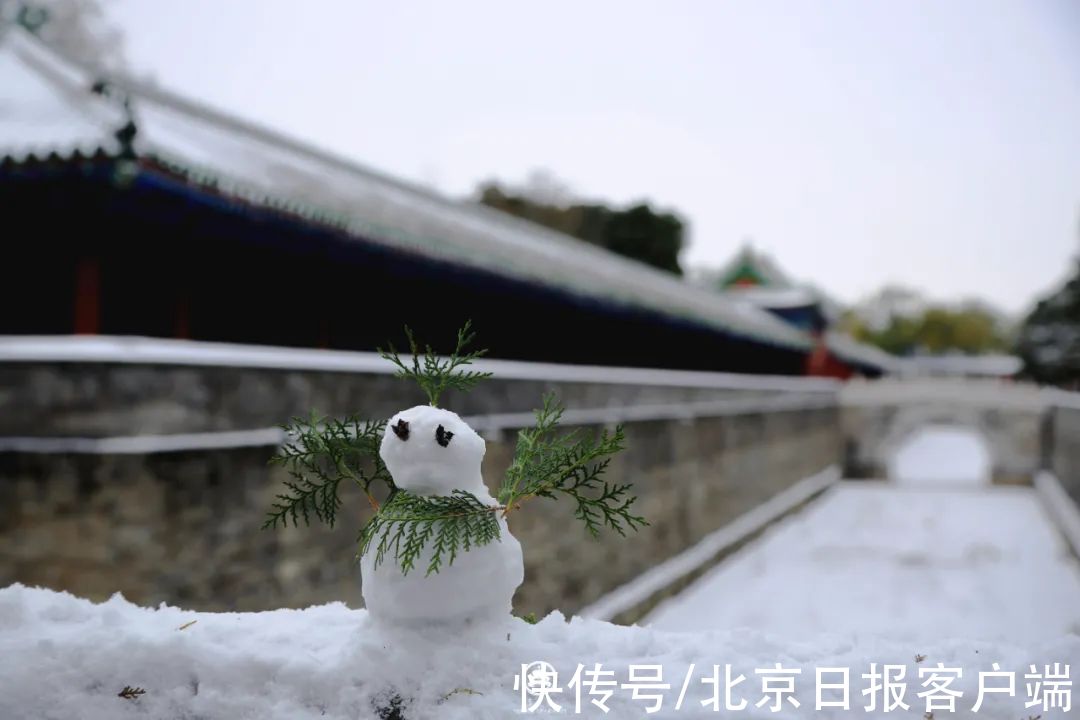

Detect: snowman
[360,404,524,625]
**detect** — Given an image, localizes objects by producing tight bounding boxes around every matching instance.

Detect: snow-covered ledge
[1035,471,1080,558]
[0,584,1075,719]
[0,334,838,392]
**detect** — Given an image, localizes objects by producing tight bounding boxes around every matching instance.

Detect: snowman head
[380,405,486,495]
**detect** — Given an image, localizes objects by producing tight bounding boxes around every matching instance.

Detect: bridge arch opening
[886,423,992,486]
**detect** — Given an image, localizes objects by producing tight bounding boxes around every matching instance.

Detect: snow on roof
[0,27,812,353]
[0,25,122,159]
[722,285,818,310]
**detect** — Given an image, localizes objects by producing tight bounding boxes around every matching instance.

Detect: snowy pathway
[647,428,1080,643]
[647,483,1080,642]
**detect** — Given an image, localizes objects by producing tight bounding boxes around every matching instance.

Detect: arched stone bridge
[840,378,1050,483]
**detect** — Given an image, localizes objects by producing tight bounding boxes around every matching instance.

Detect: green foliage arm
[498,394,646,538]
[378,320,493,406]
[358,490,502,576]
[263,413,393,529]
[268,321,644,577]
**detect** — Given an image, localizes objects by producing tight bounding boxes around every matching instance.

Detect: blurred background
[1,0,1079,643]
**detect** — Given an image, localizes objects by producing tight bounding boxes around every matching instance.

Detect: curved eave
[0,28,123,161]
[0,145,118,171]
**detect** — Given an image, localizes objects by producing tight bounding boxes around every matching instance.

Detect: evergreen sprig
[358,490,502,576]
[265,324,645,577]
[264,413,394,529]
[379,320,492,406]
[498,394,646,537]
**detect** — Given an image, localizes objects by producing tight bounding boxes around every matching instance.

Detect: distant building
[712,244,895,378]
[715,245,832,334]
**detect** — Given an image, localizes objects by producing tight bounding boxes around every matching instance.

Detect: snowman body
[360,405,524,625]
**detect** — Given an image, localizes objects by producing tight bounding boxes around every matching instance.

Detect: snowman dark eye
[435,424,454,447]
[391,419,410,441]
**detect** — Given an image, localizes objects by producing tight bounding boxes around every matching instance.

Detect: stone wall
[1048,403,1080,508]
[0,360,821,438]
[0,400,841,616]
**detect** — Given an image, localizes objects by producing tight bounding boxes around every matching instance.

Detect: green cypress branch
[265,325,645,577]
[378,320,492,406]
[498,393,646,537]
[358,490,502,576]
[263,413,394,529]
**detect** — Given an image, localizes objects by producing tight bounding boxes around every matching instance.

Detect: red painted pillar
[317,315,331,349]
[73,257,101,334]
[805,333,829,376]
[174,293,191,340]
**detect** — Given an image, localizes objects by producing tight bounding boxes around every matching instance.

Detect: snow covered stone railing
[1,584,1076,719]
[0,334,839,390]
[0,355,842,618]
[0,392,836,455]
[1035,471,1080,559]
[0,333,839,448]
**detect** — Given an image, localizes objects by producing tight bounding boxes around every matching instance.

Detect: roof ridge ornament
[89,79,137,159]
[14,3,49,34]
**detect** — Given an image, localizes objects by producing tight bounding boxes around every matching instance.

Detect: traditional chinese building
[714,245,894,378]
[0,24,891,377]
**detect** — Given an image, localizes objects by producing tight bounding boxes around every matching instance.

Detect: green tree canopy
[1016,260,1080,387]
[843,305,1011,356]
[477,179,685,275]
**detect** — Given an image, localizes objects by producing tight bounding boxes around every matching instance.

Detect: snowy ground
[649,426,1080,644]
[1,584,1076,720]
[647,482,1080,643]
[3,426,1077,718]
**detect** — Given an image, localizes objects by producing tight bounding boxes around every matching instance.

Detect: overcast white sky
[108,0,1079,315]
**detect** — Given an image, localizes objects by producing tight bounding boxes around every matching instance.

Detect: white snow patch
[1,584,1076,719]
[580,466,839,621]
[647,482,1080,644]
[888,424,992,486]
